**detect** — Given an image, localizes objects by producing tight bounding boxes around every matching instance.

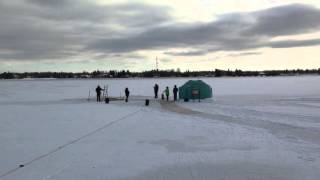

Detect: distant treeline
[1,69,320,79]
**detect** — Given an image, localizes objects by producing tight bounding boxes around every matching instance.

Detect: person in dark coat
[154,84,159,98]
[173,85,178,101]
[96,85,103,102]
[125,87,130,102]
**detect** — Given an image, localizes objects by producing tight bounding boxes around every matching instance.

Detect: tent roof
[181,80,211,87]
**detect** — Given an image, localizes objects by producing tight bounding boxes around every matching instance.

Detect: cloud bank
[89,3,320,55]
[0,0,320,63]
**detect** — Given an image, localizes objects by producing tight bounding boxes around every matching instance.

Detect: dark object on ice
[145,99,149,106]
[96,85,103,102]
[125,87,130,102]
[19,164,24,168]
[179,80,212,100]
[105,97,109,104]
[164,87,169,101]
[184,98,189,102]
[154,84,159,98]
[173,85,178,101]
[161,94,164,100]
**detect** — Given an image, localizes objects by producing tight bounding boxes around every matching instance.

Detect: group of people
[153,84,179,101]
[95,84,179,102]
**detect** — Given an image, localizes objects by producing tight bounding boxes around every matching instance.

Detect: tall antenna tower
[156,56,159,71]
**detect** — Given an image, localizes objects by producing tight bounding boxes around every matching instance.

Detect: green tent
[179,80,212,100]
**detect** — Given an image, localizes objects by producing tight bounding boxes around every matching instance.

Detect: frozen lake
[1,76,320,180]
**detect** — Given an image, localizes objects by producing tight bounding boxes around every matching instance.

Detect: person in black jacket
[125,87,130,102]
[154,84,159,98]
[173,85,178,101]
[96,85,103,102]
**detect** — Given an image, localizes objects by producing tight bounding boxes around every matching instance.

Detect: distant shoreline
[1,74,319,81]
[1,69,320,79]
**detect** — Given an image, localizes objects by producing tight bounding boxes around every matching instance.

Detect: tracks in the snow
[159,101,320,146]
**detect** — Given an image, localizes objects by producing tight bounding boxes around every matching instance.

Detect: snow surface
[0,76,320,180]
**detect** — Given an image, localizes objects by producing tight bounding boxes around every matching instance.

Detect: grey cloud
[93,53,146,60]
[88,4,320,55]
[246,4,320,37]
[160,58,172,63]
[226,52,263,57]
[1,1,320,63]
[0,12,82,60]
[27,0,71,7]
[88,23,225,53]
[164,50,208,56]
[26,0,171,27]
[0,0,171,61]
[268,39,320,48]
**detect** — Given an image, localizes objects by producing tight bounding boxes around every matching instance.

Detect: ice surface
[0,76,320,180]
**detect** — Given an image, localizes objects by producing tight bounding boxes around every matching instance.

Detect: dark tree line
[1,68,320,79]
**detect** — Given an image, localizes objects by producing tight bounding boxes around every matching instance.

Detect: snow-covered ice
[0,76,320,180]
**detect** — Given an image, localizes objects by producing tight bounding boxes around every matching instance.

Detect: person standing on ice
[173,85,178,101]
[164,86,169,101]
[154,84,159,98]
[125,87,130,102]
[95,85,103,102]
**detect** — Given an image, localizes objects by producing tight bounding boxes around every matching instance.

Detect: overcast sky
[0,0,320,72]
